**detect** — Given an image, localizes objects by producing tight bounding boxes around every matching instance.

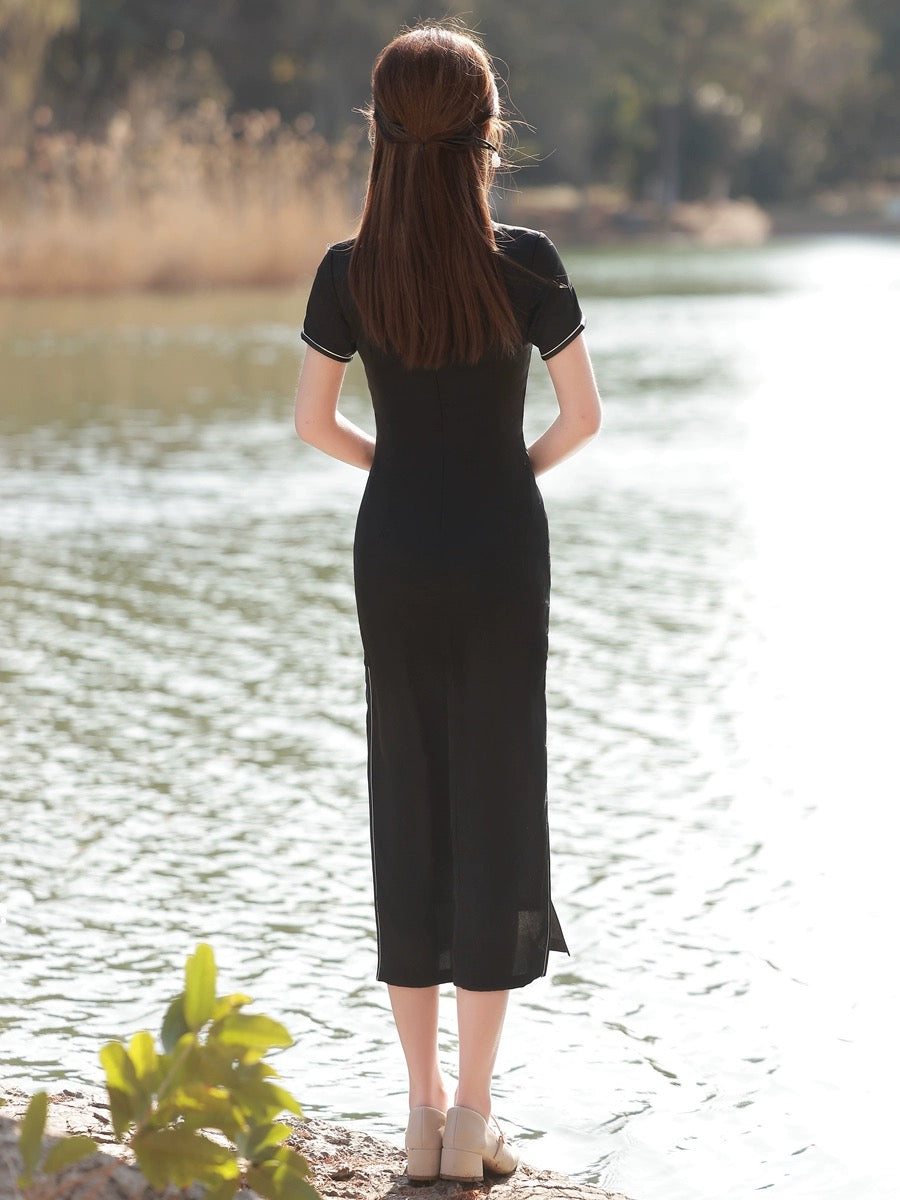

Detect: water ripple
[3,239,899,1200]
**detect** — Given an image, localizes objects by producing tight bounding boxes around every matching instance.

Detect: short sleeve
[526,234,585,360]
[300,248,356,362]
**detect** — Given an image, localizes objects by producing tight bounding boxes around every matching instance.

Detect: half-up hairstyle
[348,24,521,370]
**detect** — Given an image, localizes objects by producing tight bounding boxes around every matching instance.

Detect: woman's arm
[293,344,375,470]
[527,334,602,476]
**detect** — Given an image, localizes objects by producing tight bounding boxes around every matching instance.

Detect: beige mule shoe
[404,1105,446,1181]
[439,1105,519,1183]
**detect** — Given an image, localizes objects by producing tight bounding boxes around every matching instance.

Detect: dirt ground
[0,1089,634,1200]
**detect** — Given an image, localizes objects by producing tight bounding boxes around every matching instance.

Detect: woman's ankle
[452,1089,491,1122]
[409,1076,450,1112]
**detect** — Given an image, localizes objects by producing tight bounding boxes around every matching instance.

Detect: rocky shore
[1,1090,634,1200]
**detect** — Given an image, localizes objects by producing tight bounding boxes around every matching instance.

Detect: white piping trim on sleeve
[540,321,585,361]
[301,329,354,363]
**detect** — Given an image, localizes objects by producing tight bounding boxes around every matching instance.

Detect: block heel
[404,1105,446,1183]
[406,1145,442,1182]
[439,1144,484,1183]
[439,1105,518,1182]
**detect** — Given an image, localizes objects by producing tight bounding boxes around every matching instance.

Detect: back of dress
[300,223,582,991]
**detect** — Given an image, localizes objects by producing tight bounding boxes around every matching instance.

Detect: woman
[294,22,601,1185]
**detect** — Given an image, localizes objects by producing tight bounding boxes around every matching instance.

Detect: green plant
[15,1090,99,1188]
[16,944,320,1200]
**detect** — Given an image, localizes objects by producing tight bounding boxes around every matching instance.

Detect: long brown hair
[348,24,521,370]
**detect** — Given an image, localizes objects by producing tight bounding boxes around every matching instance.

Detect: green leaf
[128,1030,159,1088]
[162,1039,234,1097]
[161,993,190,1053]
[100,1042,140,1138]
[211,993,252,1021]
[271,1145,311,1171]
[243,1060,278,1080]
[184,943,217,1030]
[100,1040,139,1097]
[202,1173,241,1200]
[155,1084,244,1139]
[132,1127,239,1191]
[106,1087,135,1141]
[229,1078,302,1122]
[245,1148,318,1200]
[212,1013,293,1052]
[42,1135,99,1174]
[17,1091,48,1184]
[241,1122,293,1163]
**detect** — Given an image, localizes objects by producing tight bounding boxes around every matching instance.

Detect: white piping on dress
[300,330,354,363]
[540,321,585,361]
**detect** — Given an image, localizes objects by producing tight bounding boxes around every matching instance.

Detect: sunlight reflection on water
[1,238,898,1200]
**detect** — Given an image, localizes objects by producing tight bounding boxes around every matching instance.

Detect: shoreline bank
[0,1089,635,1200]
[4,177,900,299]
[498,187,900,249]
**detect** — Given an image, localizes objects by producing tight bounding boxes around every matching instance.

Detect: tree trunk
[657,101,682,223]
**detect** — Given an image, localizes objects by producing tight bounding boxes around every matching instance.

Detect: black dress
[301,224,583,991]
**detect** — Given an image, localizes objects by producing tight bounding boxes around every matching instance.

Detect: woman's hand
[294,345,376,470]
[527,334,601,476]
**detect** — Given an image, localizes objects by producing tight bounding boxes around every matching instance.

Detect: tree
[0,0,78,143]
[605,0,874,208]
[6,0,895,205]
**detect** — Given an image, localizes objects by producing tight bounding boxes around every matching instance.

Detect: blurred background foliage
[1,0,898,291]
[3,0,897,200]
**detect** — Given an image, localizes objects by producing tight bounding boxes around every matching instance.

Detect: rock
[1,1089,635,1200]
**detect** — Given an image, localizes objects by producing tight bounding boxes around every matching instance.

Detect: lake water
[1,237,898,1200]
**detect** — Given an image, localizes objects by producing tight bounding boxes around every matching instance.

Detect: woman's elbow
[580,395,602,439]
[294,406,319,444]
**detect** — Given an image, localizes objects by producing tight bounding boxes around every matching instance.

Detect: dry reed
[0,101,364,295]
